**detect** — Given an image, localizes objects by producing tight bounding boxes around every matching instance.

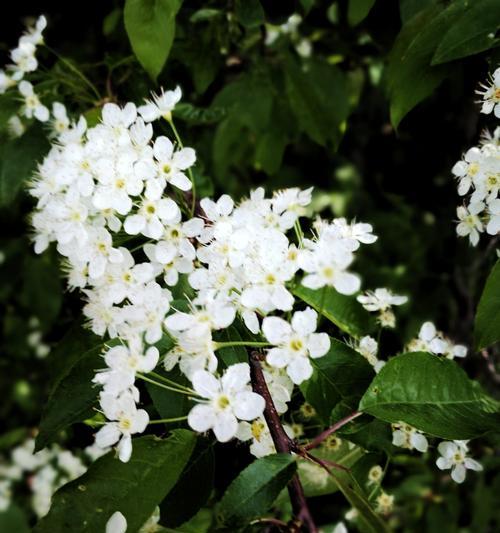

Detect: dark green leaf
[293,285,375,337]
[387,3,463,127]
[35,341,114,450]
[235,0,265,27]
[0,505,30,533]
[300,339,375,423]
[124,0,182,80]
[432,0,500,65]
[348,0,376,26]
[216,454,296,527]
[34,431,196,533]
[0,125,49,206]
[214,326,248,367]
[146,366,193,423]
[161,438,215,527]
[331,472,389,533]
[359,352,500,439]
[474,260,500,350]
[285,57,348,147]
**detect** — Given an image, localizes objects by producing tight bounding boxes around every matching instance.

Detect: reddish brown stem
[304,411,363,451]
[250,352,318,533]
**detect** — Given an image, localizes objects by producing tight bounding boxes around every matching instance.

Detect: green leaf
[146,366,192,423]
[399,0,434,23]
[387,3,463,127]
[34,431,196,533]
[214,326,249,367]
[35,341,114,451]
[124,0,182,80]
[300,339,375,423]
[474,261,500,350]
[359,352,500,439]
[331,472,389,533]
[216,454,296,527]
[0,505,30,533]
[0,125,49,206]
[0,93,20,134]
[161,438,215,527]
[432,0,500,65]
[235,0,265,27]
[285,57,348,147]
[348,0,376,26]
[19,256,62,328]
[293,285,375,337]
[173,103,227,124]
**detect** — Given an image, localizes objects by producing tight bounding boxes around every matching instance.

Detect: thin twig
[249,352,318,533]
[304,411,363,451]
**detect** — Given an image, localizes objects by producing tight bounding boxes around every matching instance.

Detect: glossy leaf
[293,285,375,337]
[34,431,196,533]
[124,0,182,80]
[216,454,296,527]
[0,125,49,206]
[432,0,500,65]
[359,352,500,439]
[300,339,375,423]
[161,438,215,527]
[474,261,500,350]
[285,57,348,148]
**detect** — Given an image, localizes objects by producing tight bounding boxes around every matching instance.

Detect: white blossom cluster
[29,83,378,461]
[452,67,500,245]
[0,437,107,517]
[357,287,407,328]
[407,321,467,360]
[0,15,51,130]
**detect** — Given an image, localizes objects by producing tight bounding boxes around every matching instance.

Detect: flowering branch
[249,352,318,533]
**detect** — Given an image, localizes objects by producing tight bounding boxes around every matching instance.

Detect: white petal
[411,433,428,453]
[173,147,196,169]
[117,434,133,463]
[287,357,313,385]
[451,464,466,483]
[95,424,120,448]
[266,348,291,368]
[213,410,238,442]
[168,172,192,191]
[262,316,292,344]
[154,136,174,162]
[191,370,220,399]
[307,333,330,358]
[188,403,216,432]
[124,215,145,235]
[221,363,249,393]
[334,272,361,295]
[233,391,265,421]
[106,511,127,533]
[291,307,317,336]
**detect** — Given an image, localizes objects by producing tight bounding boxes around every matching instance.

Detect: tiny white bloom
[436,440,483,483]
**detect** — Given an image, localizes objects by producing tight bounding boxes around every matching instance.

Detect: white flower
[391,423,428,452]
[436,441,483,483]
[476,67,500,117]
[356,336,385,373]
[106,511,127,533]
[138,86,182,122]
[486,198,500,235]
[151,135,195,192]
[50,102,70,136]
[262,307,330,385]
[93,337,159,396]
[407,321,467,360]
[187,363,265,442]
[18,80,49,121]
[357,288,407,312]
[456,203,485,246]
[95,392,149,462]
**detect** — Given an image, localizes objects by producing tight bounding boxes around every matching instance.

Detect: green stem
[214,341,271,350]
[148,416,188,425]
[168,117,196,216]
[44,44,101,100]
[136,373,196,396]
[294,219,304,247]
[149,371,194,393]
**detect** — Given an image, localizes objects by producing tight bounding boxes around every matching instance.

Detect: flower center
[217,395,230,409]
[289,338,304,352]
